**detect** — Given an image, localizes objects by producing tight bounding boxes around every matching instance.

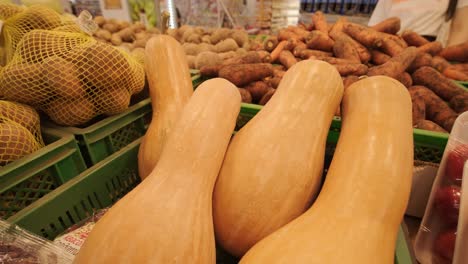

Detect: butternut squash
[138,35,193,180]
[240,76,414,264]
[213,60,344,257]
[74,78,241,264]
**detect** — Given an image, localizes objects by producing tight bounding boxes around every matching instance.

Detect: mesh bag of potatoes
[0,28,145,127]
[0,100,44,166]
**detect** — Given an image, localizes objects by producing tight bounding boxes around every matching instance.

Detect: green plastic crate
[46,99,152,167]
[8,138,414,263]
[237,103,448,163]
[0,127,86,219]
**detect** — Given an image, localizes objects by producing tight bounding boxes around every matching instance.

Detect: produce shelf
[8,138,413,264]
[0,127,86,219]
[238,103,448,163]
[45,98,152,167]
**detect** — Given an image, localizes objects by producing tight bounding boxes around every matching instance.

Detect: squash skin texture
[74,78,240,264]
[138,35,193,180]
[213,60,344,257]
[240,76,414,264]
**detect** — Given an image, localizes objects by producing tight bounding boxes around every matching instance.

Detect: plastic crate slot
[73,205,85,221]
[87,195,96,209]
[109,123,142,153]
[49,223,58,233]
[93,192,104,208]
[66,211,76,225]
[40,228,49,239]
[80,200,89,214]
[58,216,67,230]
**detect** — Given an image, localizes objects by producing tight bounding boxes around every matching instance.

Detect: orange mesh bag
[0,100,44,166]
[0,29,145,127]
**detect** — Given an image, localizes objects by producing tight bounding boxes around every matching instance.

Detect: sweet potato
[288,26,310,40]
[257,51,272,63]
[273,69,285,78]
[417,42,443,56]
[298,49,333,59]
[334,63,368,76]
[380,38,404,56]
[412,66,465,100]
[449,92,468,113]
[195,51,221,69]
[410,91,426,125]
[218,63,274,87]
[408,53,433,72]
[216,38,239,53]
[264,36,279,52]
[278,50,298,69]
[371,17,401,34]
[401,30,429,47]
[238,88,253,103]
[245,81,270,102]
[415,120,447,133]
[370,49,391,65]
[305,30,335,52]
[315,57,358,65]
[443,67,468,81]
[368,47,418,79]
[343,23,383,48]
[439,41,468,62]
[333,34,361,63]
[311,11,328,34]
[292,41,308,57]
[222,51,264,66]
[258,88,276,105]
[396,72,413,88]
[343,75,359,89]
[329,17,347,38]
[200,65,221,77]
[408,85,458,131]
[266,77,282,89]
[452,63,468,72]
[431,56,451,72]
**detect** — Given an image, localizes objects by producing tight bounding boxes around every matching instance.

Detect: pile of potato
[197,12,468,133]
[0,101,44,166]
[92,16,161,61]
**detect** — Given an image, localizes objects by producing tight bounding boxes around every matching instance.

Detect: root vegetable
[278,29,301,41]
[257,51,272,63]
[45,97,96,126]
[343,75,359,89]
[232,30,249,47]
[239,88,253,103]
[371,17,401,34]
[311,11,328,34]
[329,17,347,38]
[380,38,404,56]
[368,47,418,79]
[273,69,285,78]
[42,56,86,99]
[452,63,468,72]
[102,23,119,33]
[216,38,239,53]
[95,29,111,41]
[111,34,123,46]
[198,43,216,53]
[449,93,468,113]
[408,85,458,131]
[195,51,221,70]
[417,42,443,56]
[133,38,149,48]
[94,16,106,26]
[370,49,391,65]
[443,67,468,81]
[0,123,40,166]
[200,65,221,77]
[0,101,41,137]
[95,86,131,116]
[439,41,468,62]
[314,57,358,65]
[410,91,426,125]
[264,36,279,52]
[118,28,135,42]
[306,30,335,52]
[432,56,451,72]
[222,51,264,66]
[334,63,368,76]
[201,35,211,43]
[266,77,282,89]
[412,66,465,100]
[415,120,447,133]
[185,33,202,44]
[258,88,276,105]
[333,34,360,63]
[401,30,429,47]
[278,50,298,69]
[183,43,199,55]
[408,52,433,72]
[344,23,383,48]
[270,40,288,62]
[396,72,413,88]
[298,49,333,59]
[245,81,270,102]
[292,41,307,57]
[219,63,274,87]
[210,28,232,44]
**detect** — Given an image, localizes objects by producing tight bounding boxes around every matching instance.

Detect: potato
[130,22,146,33]
[232,30,249,47]
[183,43,199,56]
[236,48,248,55]
[0,63,50,106]
[45,97,96,126]
[0,101,41,135]
[102,23,120,33]
[116,20,131,31]
[42,56,86,99]
[186,34,202,44]
[198,43,216,53]
[94,87,131,116]
[146,27,160,34]
[94,29,112,41]
[195,51,221,69]
[201,35,211,44]
[210,28,232,44]
[0,122,41,166]
[135,32,147,40]
[215,38,239,53]
[111,34,123,46]
[187,55,196,69]
[94,16,106,26]
[118,27,135,42]
[219,51,237,60]
[131,48,145,65]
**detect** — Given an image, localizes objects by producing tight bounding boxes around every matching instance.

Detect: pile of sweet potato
[198,12,468,133]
